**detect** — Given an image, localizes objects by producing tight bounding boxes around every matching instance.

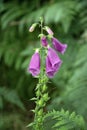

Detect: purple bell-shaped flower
[46,47,62,78]
[28,50,40,76]
[52,37,67,54]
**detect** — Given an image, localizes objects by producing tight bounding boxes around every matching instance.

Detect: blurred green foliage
[0,0,87,129]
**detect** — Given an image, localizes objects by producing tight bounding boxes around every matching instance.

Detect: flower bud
[41,35,48,47]
[37,117,42,123]
[36,90,41,97]
[42,85,47,92]
[38,99,44,107]
[43,93,49,101]
[38,109,43,116]
[45,26,54,35]
[29,23,37,32]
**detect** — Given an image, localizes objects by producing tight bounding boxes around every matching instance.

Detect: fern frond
[1,6,26,29]
[43,109,85,130]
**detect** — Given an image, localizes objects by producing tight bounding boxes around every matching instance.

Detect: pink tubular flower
[28,50,40,76]
[41,36,48,47]
[52,37,67,54]
[46,47,62,78]
[45,26,54,35]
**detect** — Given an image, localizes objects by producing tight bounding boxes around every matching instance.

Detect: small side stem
[40,17,43,34]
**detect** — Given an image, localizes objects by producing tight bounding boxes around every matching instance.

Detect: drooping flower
[52,37,67,54]
[29,23,37,32]
[41,36,48,47]
[46,56,55,78]
[28,50,40,76]
[46,47,62,78]
[45,26,54,35]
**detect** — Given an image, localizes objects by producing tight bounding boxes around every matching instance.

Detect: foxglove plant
[28,17,67,130]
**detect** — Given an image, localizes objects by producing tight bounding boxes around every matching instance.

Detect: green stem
[40,17,43,34]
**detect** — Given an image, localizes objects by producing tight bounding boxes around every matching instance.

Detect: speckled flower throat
[28,17,67,130]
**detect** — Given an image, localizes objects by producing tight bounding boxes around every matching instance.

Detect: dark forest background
[0,0,87,129]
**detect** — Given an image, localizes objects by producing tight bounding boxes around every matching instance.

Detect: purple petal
[48,47,62,71]
[28,52,40,76]
[46,56,55,78]
[46,47,62,78]
[52,37,67,54]
[41,36,48,47]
